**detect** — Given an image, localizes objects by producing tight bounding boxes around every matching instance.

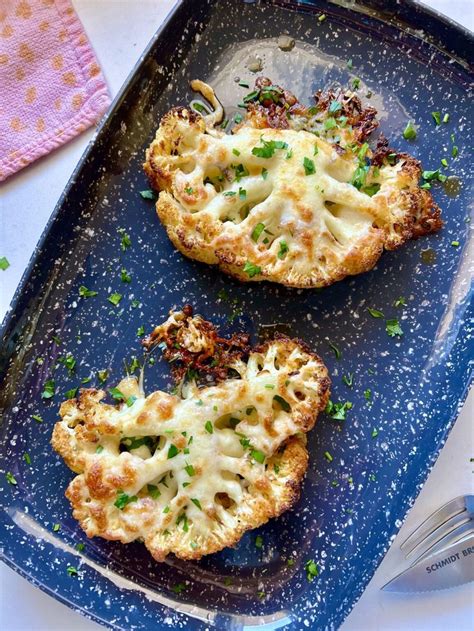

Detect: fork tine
[404,511,471,559]
[400,495,468,556]
[411,519,474,564]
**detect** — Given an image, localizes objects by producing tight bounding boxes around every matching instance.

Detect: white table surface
[1,1,473,629]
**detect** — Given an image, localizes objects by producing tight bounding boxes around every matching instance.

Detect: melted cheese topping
[52,337,329,561]
[144,82,441,288]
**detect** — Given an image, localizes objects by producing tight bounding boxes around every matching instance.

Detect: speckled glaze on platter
[0,1,472,630]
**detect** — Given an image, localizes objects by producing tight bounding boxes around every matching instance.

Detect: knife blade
[382,532,474,593]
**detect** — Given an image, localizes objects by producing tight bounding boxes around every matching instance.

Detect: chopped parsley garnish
[108,292,122,306]
[251,223,265,242]
[223,191,236,197]
[185,464,195,476]
[96,445,104,453]
[371,428,379,438]
[313,144,319,156]
[171,582,186,594]
[305,559,319,581]
[352,77,361,89]
[265,384,275,389]
[286,148,293,159]
[97,369,109,384]
[204,420,214,434]
[422,169,447,182]
[232,148,241,157]
[278,240,289,259]
[53,523,60,532]
[192,101,207,113]
[243,261,261,278]
[443,113,450,123]
[346,59,353,70]
[452,145,459,158]
[5,472,17,485]
[120,268,131,283]
[402,121,417,140]
[394,296,406,307]
[238,81,249,88]
[76,543,85,552]
[59,354,76,373]
[32,414,43,423]
[234,113,243,124]
[364,389,372,401]
[303,157,316,175]
[239,187,247,200]
[140,189,156,200]
[328,99,342,114]
[261,167,268,180]
[118,228,131,251]
[114,490,138,510]
[386,318,403,337]
[257,591,266,600]
[273,394,291,412]
[167,444,180,459]
[431,111,441,126]
[0,256,10,271]
[362,182,381,197]
[251,449,266,464]
[324,117,337,130]
[78,285,98,298]
[367,307,384,318]
[41,379,55,399]
[441,158,448,168]
[177,512,189,532]
[255,535,263,548]
[65,388,78,400]
[324,451,333,462]
[191,498,202,510]
[163,506,170,513]
[240,436,251,448]
[136,325,145,337]
[251,138,288,159]
[66,566,78,577]
[342,373,354,388]
[126,395,137,407]
[325,400,352,420]
[23,453,31,465]
[232,163,249,181]
[350,164,369,190]
[243,89,259,103]
[328,341,341,360]
[184,186,195,195]
[108,387,125,401]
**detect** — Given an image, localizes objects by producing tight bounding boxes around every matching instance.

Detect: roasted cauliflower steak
[52,309,330,561]
[144,78,442,288]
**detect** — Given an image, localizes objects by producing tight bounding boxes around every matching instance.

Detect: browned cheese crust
[144,78,442,288]
[52,309,330,561]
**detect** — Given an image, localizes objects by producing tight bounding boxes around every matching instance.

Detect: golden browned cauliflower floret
[144,79,442,288]
[52,309,330,561]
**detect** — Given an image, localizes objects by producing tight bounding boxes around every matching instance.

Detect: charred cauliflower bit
[144,78,442,289]
[52,309,330,561]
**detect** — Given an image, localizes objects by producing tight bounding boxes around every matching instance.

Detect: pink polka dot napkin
[0,0,111,182]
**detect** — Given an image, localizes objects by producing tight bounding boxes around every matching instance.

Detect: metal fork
[401,495,474,562]
[382,495,474,592]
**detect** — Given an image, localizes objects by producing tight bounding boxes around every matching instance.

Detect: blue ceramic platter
[0,1,473,629]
